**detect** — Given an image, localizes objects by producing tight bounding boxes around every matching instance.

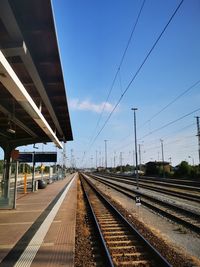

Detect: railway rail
[102,173,200,191]
[80,173,171,267]
[86,173,200,234]
[95,173,200,202]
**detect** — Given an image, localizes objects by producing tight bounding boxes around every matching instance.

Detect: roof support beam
[0,104,38,138]
[0,50,63,149]
[2,42,64,137]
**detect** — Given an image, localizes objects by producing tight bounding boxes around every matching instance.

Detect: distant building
[97,167,105,172]
[145,161,170,176]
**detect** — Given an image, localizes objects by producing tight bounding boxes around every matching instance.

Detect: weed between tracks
[75,179,95,267]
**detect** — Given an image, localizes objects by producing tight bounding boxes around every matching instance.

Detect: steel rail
[80,178,115,267]
[95,173,200,202]
[80,173,171,267]
[102,172,200,190]
[88,173,200,234]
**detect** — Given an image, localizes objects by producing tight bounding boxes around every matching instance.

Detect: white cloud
[69,98,114,113]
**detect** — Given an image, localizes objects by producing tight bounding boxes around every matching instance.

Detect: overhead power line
[89,0,146,145]
[142,107,200,139]
[139,79,200,129]
[90,0,185,147]
[112,122,195,154]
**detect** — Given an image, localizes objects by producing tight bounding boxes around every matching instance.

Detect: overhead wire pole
[114,151,116,169]
[160,139,165,178]
[96,150,98,169]
[104,140,108,169]
[120,152,123,172]
[132,108,139,190]
[138,144,142,171]
[195,116,200,165]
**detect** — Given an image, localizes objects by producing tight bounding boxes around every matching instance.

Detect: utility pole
[138,144,141,171]
[188,156,194,166]
[160,139,165,178]
[104,140,108,169]
[114,151,116,168]
[195,116,200,165]
[95,150,98,169]
[120,152,122,172]
[99,150,101,166]
[131,108,139,189]
[90,156,93,169]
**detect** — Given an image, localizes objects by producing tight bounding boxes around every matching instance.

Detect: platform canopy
[0,0,73,150]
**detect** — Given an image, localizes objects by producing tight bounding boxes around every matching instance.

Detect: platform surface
[0,173,77,267]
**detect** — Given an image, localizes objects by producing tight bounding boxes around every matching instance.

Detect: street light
[138,142,144,170]
[131,108,139,189]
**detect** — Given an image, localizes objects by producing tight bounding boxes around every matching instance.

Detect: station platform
[0,173,78,267]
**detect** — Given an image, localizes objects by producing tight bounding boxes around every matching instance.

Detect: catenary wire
[139,79,200,129]
[142,107,200,139]
[82,0,147,164]
[88,0,146,145]
[110,122,195,156]
[90,0,185,149]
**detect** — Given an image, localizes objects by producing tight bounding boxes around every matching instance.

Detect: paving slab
[0,173,77,267]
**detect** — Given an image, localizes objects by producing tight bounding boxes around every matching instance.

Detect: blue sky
[1,0,198,168]
[51,0,200,168]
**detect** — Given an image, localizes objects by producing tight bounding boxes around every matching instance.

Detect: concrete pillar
[2,145,13,199]
[0,143,15,209]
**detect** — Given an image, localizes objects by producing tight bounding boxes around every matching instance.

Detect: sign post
[135,195,141,206]
[135,195,141,219]
[18,152,57,190]
[32,152,35,192]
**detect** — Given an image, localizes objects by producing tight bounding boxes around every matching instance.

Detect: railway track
[95,173,200,203]
[86,173,200,234]
[80,174,171,267]
[102,173,200,189]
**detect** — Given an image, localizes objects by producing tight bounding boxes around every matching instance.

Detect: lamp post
[131,108,139,189]
[138,142,144,170]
